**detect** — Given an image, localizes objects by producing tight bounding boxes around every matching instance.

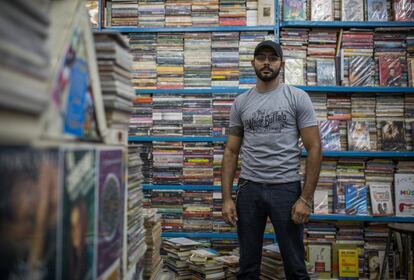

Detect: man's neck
[255,77,280,93]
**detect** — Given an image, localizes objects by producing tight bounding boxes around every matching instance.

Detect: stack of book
[183,190,213,232]
[157,33,184,89]
[246,0,258,25]
[187,249,226,279]
[404,94,414,150]
[183,95,213,136]
[109,0,138,26]
[310,93,328,121]
[363,223,388,280]
[305,222,337,244]
[184,33,212,88]
[183,142,214,185]
[130,95,153,136]
[375,93,405,151]
[239,32,269,88]
[314,159,338,214]
[191,0,219,26]
[151,189,184,231]
[216,255,239,279]
[152,94,183,136]
[152,141,183,184]
[212,192,236,232]
[260,244,285,279]
[129,34,158,89]
[165,0,192,27]
[327,93,351,150]
[219,0,247,26]
[212,93,236,136]
[138,143,153,184]
[95,33,135,143]
[351,94,377,150]
[143,208,163,280]
[307,29,338,86]
[163,238,202,279]
[211,32,240,88]
[127,145,147,272]
[137,0,165,27]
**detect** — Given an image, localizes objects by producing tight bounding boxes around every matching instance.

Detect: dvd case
[345,184,369,215]
[393,0,414,21]
[349,56,374,87]
[319,120,342,151]
[381,120,406,151]
[369,183,394,216]
[317,60,336,86]
[367,0,388,21]
[311,0,334,20]
[378,56,403,87]
[347,120,371,151]
[341,0,364,21]
[283,0,307,20]
[284,58,305,85]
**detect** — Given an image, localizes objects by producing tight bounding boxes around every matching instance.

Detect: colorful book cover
[283,0,307,20]
[311,0,334,20]
[349,56,374,87]
[393,0,414,21]
[347,120,371,151]
[394,174,414,217]
[341,0,365,21]
[345,184,369,215]
[378,56,403,87]
[0,148,60,279]
[367,0,388,21]
[381,120,406,151]
[369,183,394,216]
[333,183,346,214]
[97,149,124,279]
[319,120,342,151]
[61,149,96,280]
[308,244,332,274]
[284,58,305,85]
[338,249,359,278]
[313,190,330,214]
[317,60,336,86]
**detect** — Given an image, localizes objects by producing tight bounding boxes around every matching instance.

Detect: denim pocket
[235,179,249,206]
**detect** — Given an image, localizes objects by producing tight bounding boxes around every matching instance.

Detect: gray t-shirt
[229,83,317,183]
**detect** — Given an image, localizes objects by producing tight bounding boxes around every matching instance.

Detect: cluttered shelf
[281,21,414,28]
[97,25,276,33]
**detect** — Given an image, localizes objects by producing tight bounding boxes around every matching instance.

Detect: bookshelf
[281,21,414,28]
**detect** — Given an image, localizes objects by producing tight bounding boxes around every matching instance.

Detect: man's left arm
[291,125,322,224]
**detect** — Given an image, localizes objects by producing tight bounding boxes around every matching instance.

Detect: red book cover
[378,56,402,86]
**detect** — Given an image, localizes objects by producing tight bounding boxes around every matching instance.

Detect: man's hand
[222,199,237,226]
[291,198,311,224]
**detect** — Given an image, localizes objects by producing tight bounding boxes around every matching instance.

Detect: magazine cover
[319,120,341,151]
[349,56,375,87]
[394,174,414,217]
[381,120,406,151]
[0,148,60,279]
[369,183,394,216]
[347,120,371,151]
[345,184,369,215]
[333,183,346,214]
[367,0,388,21]
[317,60,336,86]
[341,0,364,21]
[97,149,124,279]
[283,0,307,20]
[378,56,403,87]
[61,149,96,280]
[313,190,330,214]
[284,58,305,85]
[311,0,334,20]
[393,0,414,21]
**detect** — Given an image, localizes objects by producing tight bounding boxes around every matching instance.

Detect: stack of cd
[351,94,377,150]
[184,33,212,88]
[183,142,214,185]
[151,190,184,231]
[327,93,351,150]
[219,0,247,26]
[152,141,183,185]
[246,0,258,25]
[130,95,153,136]
[192,0,220,26]
[152,94,183,136]
[183,191,213,231]
[165,0,192,27]
[212,32,240,88]
[310,93,327,121]
[183,94,213,136]
[110,0,138,26]
[157,33,184,89]
[138,0,165,27]
[212,93,237,136]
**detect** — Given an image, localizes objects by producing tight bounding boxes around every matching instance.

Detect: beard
[254,66,281,82]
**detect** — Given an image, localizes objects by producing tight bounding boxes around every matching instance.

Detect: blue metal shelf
[129,136,227,142]
[281,21,414,28]
[136,86,414,95]
[161,232,275,239]
[100,26,275,33]
[310,214,414,223]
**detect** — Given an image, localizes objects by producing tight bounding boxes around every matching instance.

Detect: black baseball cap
[254,40,283,60]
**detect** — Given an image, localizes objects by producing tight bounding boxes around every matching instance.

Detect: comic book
[284,58,305,85]
[349,56,375,87]
[311,0,334,20]
[341,0,365,21]
[317,60,336,86]
[381,120,406,151]
[283,0,307,20]
[367,0,388,21]
[378,56,403,87]
[345,184,369,215]
[319,120,341,151]
[369,183,394,216]
[347,120,371,151]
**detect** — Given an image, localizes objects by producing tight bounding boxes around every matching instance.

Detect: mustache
[261,67,273,71]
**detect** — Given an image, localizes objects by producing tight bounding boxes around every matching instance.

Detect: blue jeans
[236,178,309,280]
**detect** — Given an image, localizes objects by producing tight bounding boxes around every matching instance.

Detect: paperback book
[394,174,414,217]
[369,183,394,216]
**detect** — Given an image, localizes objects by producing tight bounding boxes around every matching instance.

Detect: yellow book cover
[338,249,359,278]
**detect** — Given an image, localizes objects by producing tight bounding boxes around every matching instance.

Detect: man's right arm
[221,126,243,226]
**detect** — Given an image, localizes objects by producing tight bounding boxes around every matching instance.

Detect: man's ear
[251,60,255,67]
[281,60,285,68]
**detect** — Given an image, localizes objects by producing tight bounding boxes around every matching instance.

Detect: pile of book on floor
[143,208,163,280]
[163,237,202,279]
[95,32,134,144]
[260,243,286,279]
[187,248,226,279]
[215,255,240,279]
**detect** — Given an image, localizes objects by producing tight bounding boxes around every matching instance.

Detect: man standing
[221,40,322,280]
